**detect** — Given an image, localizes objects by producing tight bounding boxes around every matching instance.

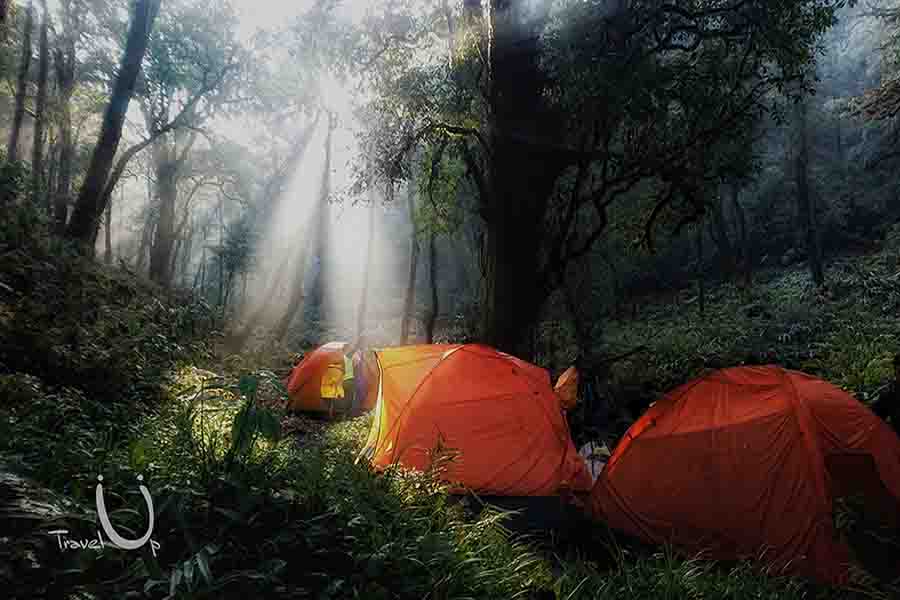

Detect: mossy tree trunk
[30,0,49,205]
[477,1,569,358]
[6,1,32,164]
[148,130,196,286]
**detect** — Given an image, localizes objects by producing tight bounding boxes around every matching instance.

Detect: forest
[3,0,900,598]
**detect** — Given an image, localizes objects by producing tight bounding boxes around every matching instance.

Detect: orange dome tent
[285,342,378,415]
[358,344,592,496]
[554,366,579,410]
[589,365,900,585]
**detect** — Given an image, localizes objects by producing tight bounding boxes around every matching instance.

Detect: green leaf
[238,374,258,398]
[229,403,255,457]
[256,408,281,442]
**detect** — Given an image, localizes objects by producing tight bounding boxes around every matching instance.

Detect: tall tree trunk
[44,137,58,214]
[29,0,49,205]
[6,1,32,164]
[167,178,207,281]
[835,100,843,164]
[54,100,72,231]
[170,235,182,280]
[598,251,621,318]
[66,0,161,245]
[149,149,177,285]
[808,191,824,286]
[1,1,9,39]
[137,220,154,273]
[425,229,439,344]
[103,189,113,265]
[272,116,333,343]
[136,168,153,271]
[223,271,235,314]
[53,41,76,234]
[730,182,752,288]
[218,193,225,307]
[356,193,377,343]
[794,98,824,287]
[479,191,553,357]
[563,254,599,371]
[400,186,420,343]
[707,195,735,274]
[198,224,208,293]
[696,222,705,316]
[147,131,196,285]
[95,135,158,219]
[479,0,568,358]
[181,217,193,288]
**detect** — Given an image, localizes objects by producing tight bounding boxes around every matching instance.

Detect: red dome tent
[589,365,900,584]
[358,344,592,496]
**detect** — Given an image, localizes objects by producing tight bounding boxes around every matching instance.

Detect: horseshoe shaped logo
[95,474,155,550]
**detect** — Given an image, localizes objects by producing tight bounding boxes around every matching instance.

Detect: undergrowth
[603,250,900,411]
[2,206,898,598]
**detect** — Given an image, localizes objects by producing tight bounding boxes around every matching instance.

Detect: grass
[1,206,900,598]
[601,249,900,411]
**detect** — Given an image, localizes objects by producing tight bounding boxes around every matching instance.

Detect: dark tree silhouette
[67,0,161,246]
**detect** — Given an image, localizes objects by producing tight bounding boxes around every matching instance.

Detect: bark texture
[53,32,76,233]
[7,1,32,163]
[66,0,161,245]
[103,190,113,265]
[29,0,49,205]
[478,0,569,358]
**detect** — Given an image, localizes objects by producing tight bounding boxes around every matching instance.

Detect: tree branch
[435,122,491,159]
[428,135,450,218]
[458,139,492,221]
[640,182,678,254]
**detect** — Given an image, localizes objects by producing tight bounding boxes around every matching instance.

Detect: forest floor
[603,242,900,415]
[2,220,900,598]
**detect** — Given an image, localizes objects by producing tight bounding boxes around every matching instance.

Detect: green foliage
[600,248,900,421]
[210,216,256,289]
[0,243,215,402]
[0,156,29,205]
[4,366,870,600]
[553,547,809,600]
[414,139,468,237]
[0,374,145,489]
[0,196,52,252]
